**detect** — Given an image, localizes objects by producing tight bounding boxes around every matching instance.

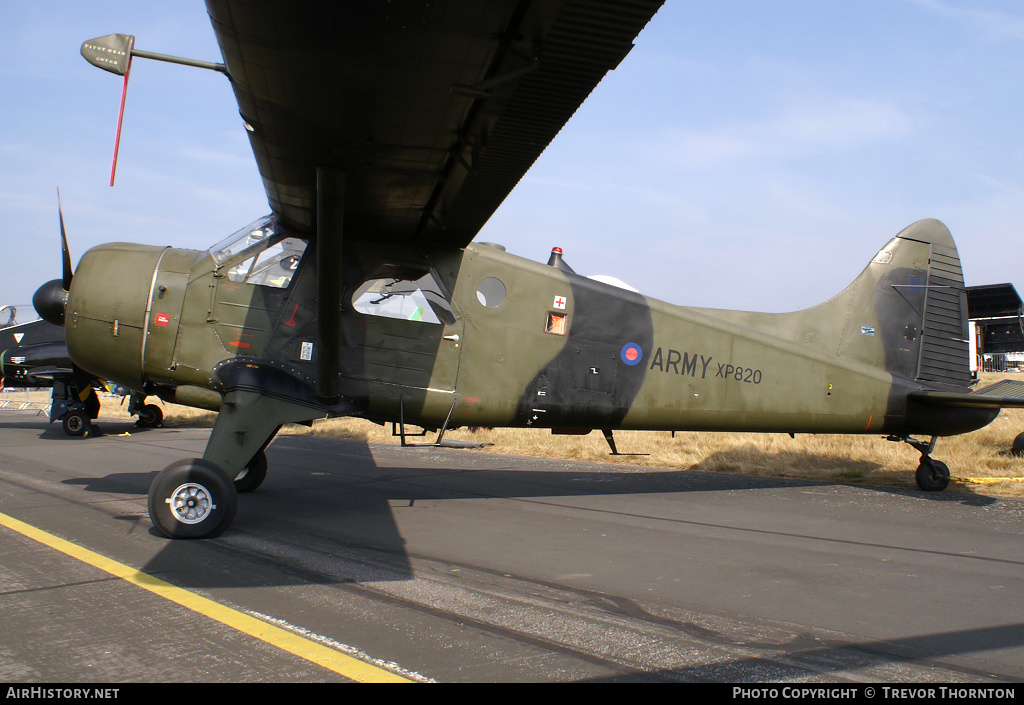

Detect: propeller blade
[57,189,73,290]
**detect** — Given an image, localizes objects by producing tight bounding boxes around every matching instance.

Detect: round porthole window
[476,277,506,308]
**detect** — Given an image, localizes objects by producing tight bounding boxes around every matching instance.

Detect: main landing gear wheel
[136,403,164,428]
[148,459,237,539]
[233,449,268,493]
[62,411,89,437]
[916,458,950,492]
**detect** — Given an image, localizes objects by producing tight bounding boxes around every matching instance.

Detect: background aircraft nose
[32,279,69,326]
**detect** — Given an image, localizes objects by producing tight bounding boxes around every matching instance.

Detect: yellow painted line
[0,511,411,683]
[951,476,1024,485]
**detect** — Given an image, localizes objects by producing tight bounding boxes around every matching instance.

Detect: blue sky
[3,1,1022,315]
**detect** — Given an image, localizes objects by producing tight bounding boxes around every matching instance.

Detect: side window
[476,277,506,307]
[353,266,456,325]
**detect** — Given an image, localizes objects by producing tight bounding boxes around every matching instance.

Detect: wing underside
[205,0,664,247]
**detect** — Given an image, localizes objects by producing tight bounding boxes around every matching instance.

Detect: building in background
[967,284,1024,373]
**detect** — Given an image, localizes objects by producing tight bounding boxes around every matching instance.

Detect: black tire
[234,450,268,493]
[916,458,950,492]
[136,403,164,428]
[148,459,238,539]
[1012,432,1024,458]
[62,411,89,437]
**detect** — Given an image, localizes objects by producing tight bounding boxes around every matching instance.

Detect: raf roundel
[620,342,643,366]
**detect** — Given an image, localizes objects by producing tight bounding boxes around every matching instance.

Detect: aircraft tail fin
[836,218,971,388]
[702,219,972,388]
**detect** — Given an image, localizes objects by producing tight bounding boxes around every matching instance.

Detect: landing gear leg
[891,435,950,492]
[147,389,322,538]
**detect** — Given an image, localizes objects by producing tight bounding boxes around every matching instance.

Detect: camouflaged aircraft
[31,0,1024,539]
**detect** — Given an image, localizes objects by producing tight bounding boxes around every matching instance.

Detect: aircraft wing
[910,379,1024,410]
[205,0,664,246]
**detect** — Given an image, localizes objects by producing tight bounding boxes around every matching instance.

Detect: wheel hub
[166,482,217,524]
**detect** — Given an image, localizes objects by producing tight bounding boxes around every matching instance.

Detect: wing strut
[316,167,345,404]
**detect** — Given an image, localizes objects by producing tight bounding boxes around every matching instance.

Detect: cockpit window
[210,216,275,266]
[352,265,456,325]
[231,238,307,288]
[209,217,307,289]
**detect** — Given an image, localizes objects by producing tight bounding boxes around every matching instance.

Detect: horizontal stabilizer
[910,379,1024,410]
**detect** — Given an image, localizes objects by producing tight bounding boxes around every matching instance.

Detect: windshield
[209,216,276,266]
[209,216,307,289]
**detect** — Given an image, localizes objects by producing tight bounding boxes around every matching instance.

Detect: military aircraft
[6,207,165,435]
[1,314,99,435]
[0,320,164,436]
[32,1,1024,539]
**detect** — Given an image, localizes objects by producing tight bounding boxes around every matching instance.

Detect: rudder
[838,219,971,389]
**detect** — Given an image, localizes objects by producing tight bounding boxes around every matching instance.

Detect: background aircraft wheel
[148,459,238,539]
[62,411,89,436]
[234,450,268,493]
[136,403,164,428]
[1012,432,1024,457]
[915,458,950,492]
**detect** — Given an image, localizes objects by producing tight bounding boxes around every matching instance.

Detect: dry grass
[6,373,1021,495]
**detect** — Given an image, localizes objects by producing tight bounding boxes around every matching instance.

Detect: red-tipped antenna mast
[109,42,134,186]
[80,33,227,187]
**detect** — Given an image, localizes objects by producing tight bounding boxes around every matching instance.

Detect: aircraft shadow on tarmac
[42,427,1008,590]
[6,413,1017,679]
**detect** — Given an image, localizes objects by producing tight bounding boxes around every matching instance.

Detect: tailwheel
[148,459,237,539]
[1012,432,1024,458]
[915,457,950,492]
[233,449,268,493]
[889,435,950,492]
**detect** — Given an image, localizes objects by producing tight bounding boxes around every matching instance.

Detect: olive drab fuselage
[63,217,997,443]
[52,3,1024,541]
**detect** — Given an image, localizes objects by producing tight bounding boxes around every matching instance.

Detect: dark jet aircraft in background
[1,306,164,435]
[31,1,1024,539]
[1,310,98,435]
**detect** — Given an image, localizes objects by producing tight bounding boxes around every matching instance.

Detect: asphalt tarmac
[1,409,1022,683]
